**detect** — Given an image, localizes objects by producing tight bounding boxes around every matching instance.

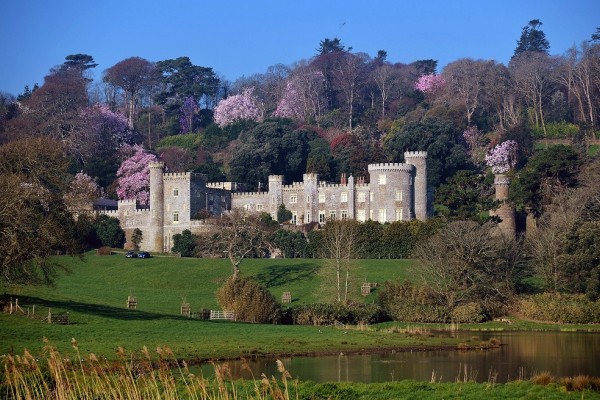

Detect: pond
[199,331,600,383]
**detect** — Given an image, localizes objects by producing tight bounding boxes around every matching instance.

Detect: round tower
[403,151,428,221]
[367,163,414,223]
[268,175,284,218]
[491,174,516,238]
[148,161,165,252]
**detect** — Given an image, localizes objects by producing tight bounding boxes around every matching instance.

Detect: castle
[102,151,430,252]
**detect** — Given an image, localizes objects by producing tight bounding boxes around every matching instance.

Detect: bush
[94,215,125,248]
[378,280,451,323]
[171,229,197,257]
[290,303,384,325]
[451,302,488,323]
[156,133,202,151]
[532,122,580,139]
[516,293,600,324]
[216,277,281,323]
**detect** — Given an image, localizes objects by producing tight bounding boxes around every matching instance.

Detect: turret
[148,161,165,252]
[491,174,516,238]
[303,173,318,224]
[268,175,284,218]
[404,151,428,221]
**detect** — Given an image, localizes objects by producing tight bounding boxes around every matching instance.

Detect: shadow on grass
[5,294,184,322]
[254,263,320,288]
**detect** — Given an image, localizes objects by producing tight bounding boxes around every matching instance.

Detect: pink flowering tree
[485,140,518,174]
[213,87,262,127]
[414,73,446,94]
[272,79,304,120]
[64,171,102,211]
[81,103,133,149]
[116,145,157,206]
[179,96,199,133]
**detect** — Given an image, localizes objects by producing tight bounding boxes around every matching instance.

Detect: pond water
[199,331,600,383]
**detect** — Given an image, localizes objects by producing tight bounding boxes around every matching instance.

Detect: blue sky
[0,0,598,96]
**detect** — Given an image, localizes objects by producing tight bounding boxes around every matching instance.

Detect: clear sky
[0,0,598,96]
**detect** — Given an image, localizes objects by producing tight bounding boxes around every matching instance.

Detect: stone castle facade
[103,151,430,252]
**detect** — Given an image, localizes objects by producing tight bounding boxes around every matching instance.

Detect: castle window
[319,212,326,223]
[341,210,348,220]
[306,211,311,223]
[379,174,387,185]
[329,210,336,221]
[396,208,403,221]
[395,190,403,201]
[307,194,311,203]
[291,212,297,224]
[358,192,366,202]
[379,209,387,223]
[244,204,251,211]
[290,194,297,204]
[357,209,366,222]
[319,193,325,203]
[340,192,348,202]
[173,188,179,197]
[173,210,179,223]
[256,204,264,211]
[271,195,276,205]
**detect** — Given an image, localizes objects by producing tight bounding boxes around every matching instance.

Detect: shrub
[451,302,488,323]
[171,229,197,257]
[290,303,384,325]
[156,133,202,151]
[94,215,125,248]
[378,280,451,323]
[216,277,281,323]
[516,293,600,324]
[532,122,580,139]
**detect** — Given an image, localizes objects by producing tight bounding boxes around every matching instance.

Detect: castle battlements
[118,199,137,206]
[367,163,414,173]
[318,182,348,189]
[404,151,428,159]
[232,192,268,198]
[282,182,305,189]
[163,171,192,180]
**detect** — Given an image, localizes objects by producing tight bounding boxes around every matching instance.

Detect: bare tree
[320,219,359,303]
[372,64,398,118]
[197,208,273,280]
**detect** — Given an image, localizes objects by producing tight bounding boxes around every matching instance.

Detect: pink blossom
[272,79,304,119]
[213,87,262,127]
[81,103,132,148]
[485,140,518,174]
[116,145,157,206]
[414,73,446,94]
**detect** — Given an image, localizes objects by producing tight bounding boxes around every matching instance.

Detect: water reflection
[199,331,600,383]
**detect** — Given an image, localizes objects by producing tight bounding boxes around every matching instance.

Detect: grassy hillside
[1,253,420,358]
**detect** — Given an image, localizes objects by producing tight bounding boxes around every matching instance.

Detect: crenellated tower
[367,163,414,223]
[403,151,428,221]
[268,175,284,219]
[490,174,516,238]
[148,161,165,252]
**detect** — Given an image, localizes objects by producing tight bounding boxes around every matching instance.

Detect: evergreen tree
[513,19,550,58]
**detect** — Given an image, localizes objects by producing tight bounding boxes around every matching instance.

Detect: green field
[1,252,430,359]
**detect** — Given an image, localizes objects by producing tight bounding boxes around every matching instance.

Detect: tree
[276,204,292,224]
[116,145,158,206]
[62,54,97,80]
[513,19,550,58]
[435,170,496,221]
[316,38,346,55]
[197,208,273,280]
[179,96,199,133]
[80,103,133,152]
[64,172,102,211]
[320,219,359,303]
[0,137,79,285]
[213,87,262,127]
[414,73,445,94]
[95,215,125,248]
[485,140,518,174]
[171,229,197,256]
[216,276,280,323]
[271,229,309,258]
[103,57,159,128]
[412,221,527,313]
[131,228,143,251]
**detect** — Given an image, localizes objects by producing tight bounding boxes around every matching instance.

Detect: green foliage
[94,215,125,248]
[513,19,550,57]
[383,117,470,187]
[531,122,580,139]
[156,133,202,151]
[276,204,293,224]
[516,293,600,324]
[130,228,143,251]
[216,276,281,323]
[561,221,600,296]
[272,229,310,258]
[451,302,488,323]
[435,170,497,221]
[171,229,197,257]
[510,145,580,214]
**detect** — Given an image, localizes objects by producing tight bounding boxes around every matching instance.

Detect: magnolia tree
[213,87,262,127]
[272,79,304,120]
[179,96,199,133]
[116,145,157,206]
[81,103,132,149]
[414,73,446,94]
[64,171,102,211]
[485,140,518,174]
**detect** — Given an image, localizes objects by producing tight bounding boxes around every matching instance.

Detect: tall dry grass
[1,338,296,400]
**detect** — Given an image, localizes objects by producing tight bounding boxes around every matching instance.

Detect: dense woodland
[1,21,600,322]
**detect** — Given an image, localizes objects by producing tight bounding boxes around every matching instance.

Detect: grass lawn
[1,252,424,359]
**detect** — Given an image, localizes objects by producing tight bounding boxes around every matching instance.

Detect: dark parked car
[125,251,137,258]
[137,251,151,258]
